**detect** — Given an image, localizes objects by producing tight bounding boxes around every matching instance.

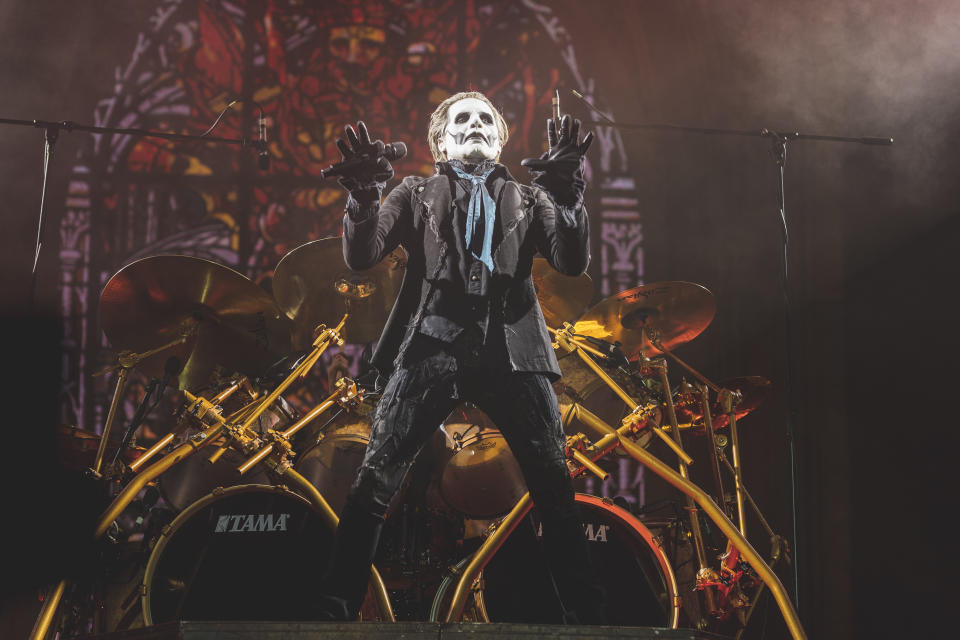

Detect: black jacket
[342,162,589,379]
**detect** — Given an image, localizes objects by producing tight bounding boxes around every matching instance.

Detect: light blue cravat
[451,164,497,273]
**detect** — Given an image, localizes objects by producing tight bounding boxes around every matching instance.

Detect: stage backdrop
[54,1,649,513]
[6,2,959,638]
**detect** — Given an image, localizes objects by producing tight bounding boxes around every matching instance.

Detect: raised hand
[521,115,593,207]
[335,120,394,197]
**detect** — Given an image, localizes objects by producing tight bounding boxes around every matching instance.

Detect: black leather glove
[335,120,394,205]
[521,115,594,208]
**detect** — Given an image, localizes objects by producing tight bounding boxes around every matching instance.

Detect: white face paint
[438,97,502,162]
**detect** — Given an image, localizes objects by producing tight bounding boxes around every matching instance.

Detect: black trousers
[317,341,605,622]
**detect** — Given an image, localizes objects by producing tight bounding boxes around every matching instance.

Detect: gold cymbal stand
[89,328,194,478]
[645,328,795,628]
[443,324,807,640]
[644,328,750,536]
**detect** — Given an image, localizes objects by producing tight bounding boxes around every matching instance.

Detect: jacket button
[417,185,424,192]
[470,274,479,282]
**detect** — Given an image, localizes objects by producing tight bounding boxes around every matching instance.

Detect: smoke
[699,0,960,200]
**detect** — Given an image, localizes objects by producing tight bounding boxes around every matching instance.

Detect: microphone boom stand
[0,116,262,310]
[571,89,893,611]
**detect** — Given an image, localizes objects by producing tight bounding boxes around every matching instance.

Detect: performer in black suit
[318,91,603,623]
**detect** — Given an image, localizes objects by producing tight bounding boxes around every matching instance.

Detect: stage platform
[84,621,729,640]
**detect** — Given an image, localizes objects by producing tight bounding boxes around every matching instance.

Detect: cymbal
[100,255,292,391]
[532,257,593,327]
[55,425,146,471]
[712,376,771,428]
[572,281,715,359]
[672,376,771,432]
[272,237,406,346]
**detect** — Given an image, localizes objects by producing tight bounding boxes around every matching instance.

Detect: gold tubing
[28,579,66,640]
[128,432,175,472]
[656,364,715,616]
[93,422,223,539]
[561,336,692,465]
[93,366,130,475]
[237,315,346,435]
[721,450,777,538]
[278,465,395,622]
[445,493,534,622]
[699,384,726,509]
[722,393,748,536]
[570,448,610,481]
[237,391,339,475]
[614,431,804,639]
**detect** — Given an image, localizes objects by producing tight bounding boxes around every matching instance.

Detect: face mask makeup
[438,97,502,162]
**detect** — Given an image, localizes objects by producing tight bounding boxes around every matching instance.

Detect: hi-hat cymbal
[272,237,406,346]
[100,255,292,390]
[572,281,715,359]
[532,257,593,328]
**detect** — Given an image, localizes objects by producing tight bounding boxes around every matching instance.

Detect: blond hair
[427,91,509,163]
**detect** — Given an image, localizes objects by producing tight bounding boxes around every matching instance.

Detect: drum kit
[35,237,803,639]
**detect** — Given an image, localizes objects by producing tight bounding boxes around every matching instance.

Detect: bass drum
[478,494,679,627]
[141,484,354,624]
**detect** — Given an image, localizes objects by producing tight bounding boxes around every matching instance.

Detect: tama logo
[214,513,291,533]
[537,522,610,543]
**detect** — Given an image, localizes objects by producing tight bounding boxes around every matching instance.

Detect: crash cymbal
[572,281,715,359]
[272,237,406,346]
[100,255,292,391]
[532,257,593,327]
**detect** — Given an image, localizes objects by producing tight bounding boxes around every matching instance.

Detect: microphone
[162,355,182,390]
[321,141,407,179]
[257,108,270,171]
[256,141,270,171]
[552,89,561,121]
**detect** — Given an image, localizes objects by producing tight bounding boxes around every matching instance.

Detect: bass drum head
[480,494,678,627]
[142,484,331,624]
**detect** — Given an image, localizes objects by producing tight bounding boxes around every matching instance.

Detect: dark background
[1,2,957,638]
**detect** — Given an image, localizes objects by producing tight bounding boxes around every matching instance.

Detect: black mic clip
[575,334,631,369]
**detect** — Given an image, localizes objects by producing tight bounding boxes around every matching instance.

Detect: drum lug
[212,486,225,496]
